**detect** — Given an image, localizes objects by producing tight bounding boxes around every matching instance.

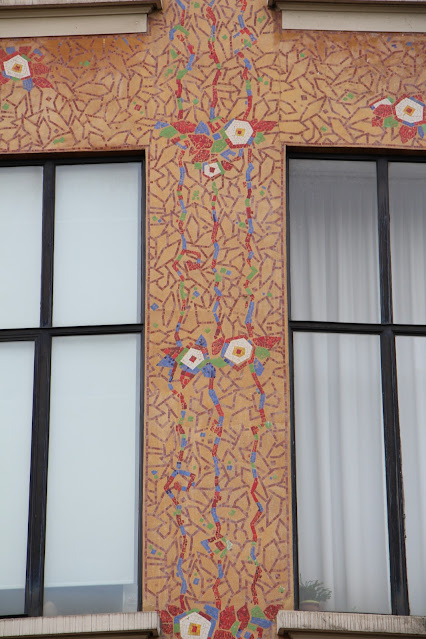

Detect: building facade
[0,0,425,638]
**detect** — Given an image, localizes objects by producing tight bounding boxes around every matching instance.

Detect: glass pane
[396,337,426,615]
[289,160,380,323]
[0,341,34,616]
[44,334,141,615]
[0,167,43,328]
[389,162,426,324]
[294,332,391,613]
[53,163,142,326]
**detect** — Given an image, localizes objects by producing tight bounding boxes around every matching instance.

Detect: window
[0,158,144,618]
[288,155,426,616]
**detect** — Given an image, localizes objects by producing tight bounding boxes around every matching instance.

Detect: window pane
[0,167,43,328]
[0,341,34,616]
[53,163,142,326]
[294,332,391,613]
[396,337,426,615]
[289,160,380,323]
[44,334,141,615]
[389,162,426,324]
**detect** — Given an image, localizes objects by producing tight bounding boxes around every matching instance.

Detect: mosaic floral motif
[0,46,52,91]
[154,0,284,626]
[161,603,281,639]
[155,117,274,179]
[180,348,205,371]
[222,337,253,368]
[371,94,426,142]
[224,119,254,147]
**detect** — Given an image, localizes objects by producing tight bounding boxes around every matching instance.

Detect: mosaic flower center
[188,624,201,636]
[236,128,245,136]
[404,105,415,116]
[12,63,23,73]
[233,346,245,357]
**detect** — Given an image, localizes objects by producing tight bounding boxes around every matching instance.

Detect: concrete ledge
[277,611,426,637]
[0,612,160,639]
[0,1,162,10]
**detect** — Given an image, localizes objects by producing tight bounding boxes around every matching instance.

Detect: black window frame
[287,151,426,617]
[0,155,145,619]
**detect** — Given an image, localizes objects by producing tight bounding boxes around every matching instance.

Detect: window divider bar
[25,333,52,617]
[377,158,393,324]
[380,329,409,615]
[138,326,144,612]
[40,161,55,329]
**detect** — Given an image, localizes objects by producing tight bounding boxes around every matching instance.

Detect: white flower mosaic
[203,162,222,178]
[370,97,392,111]
[4,54,31,80]
[224,338,253,366]
[180,612,210,639]
[394,96,425,125]
[181,348,204,370]
[225,119,253,146]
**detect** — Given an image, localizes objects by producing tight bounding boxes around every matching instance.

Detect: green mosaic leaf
[211,139,227,153]
[210,357,227,368]
[171,49,178,59]
[254,132,265,144]
[383,116,399,128]
[251,605,265,619]
[159,126,179,138]
[255,347,270,360]
[175,348,188,364]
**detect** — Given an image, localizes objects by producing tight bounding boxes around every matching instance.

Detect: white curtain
[389,162,426,325]
[289,160,380,323]
[290,159,390,613]
[396,337,426,616]
[294,332,391,613]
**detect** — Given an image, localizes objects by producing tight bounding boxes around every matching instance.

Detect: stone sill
[277,611,426,637]
[0,1,162,10]
[268,0,426,7]
[273,0,426,31]
[0,0,160,37]
[0,612,160,639]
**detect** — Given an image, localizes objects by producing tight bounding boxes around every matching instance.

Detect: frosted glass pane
[44,334,140,615]
[290,160,380,323]
[0,341,34,616]
[389,163,426,324]
[0,167,43,328]
[53,163,142,326]
[396,337,426,615]
[294,332,391,613]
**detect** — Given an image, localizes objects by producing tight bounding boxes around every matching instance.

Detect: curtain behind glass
[389,162,426,325]
[289,160,380,323]
[396,337,426,615]
[294,332,391,613]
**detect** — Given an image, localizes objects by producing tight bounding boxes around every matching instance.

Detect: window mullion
[380,329,409,615]
[377,158,393,324]
[26,159,55,617]
[40,161,55,328]
[25,332,52,617]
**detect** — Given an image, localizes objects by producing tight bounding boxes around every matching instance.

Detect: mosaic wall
[2,1,426,637]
